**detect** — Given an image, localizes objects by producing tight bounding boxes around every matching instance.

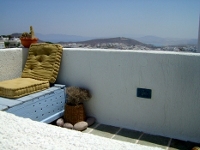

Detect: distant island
[59,37,154,48]
[0,33,197,52]
[58,37,197,52]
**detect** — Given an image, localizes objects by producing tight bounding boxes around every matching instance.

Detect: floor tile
[169,139,200,150]
[82,122,99,133]
[49,121,200,149]
[113,128,142,143]
[90,124,120,138]
[88,122,99,129]
[82,127,92,133]
[138,133,170,149]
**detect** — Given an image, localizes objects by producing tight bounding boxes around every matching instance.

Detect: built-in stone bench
[0,84,66,123]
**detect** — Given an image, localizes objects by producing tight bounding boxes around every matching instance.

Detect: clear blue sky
[1,0,199,39]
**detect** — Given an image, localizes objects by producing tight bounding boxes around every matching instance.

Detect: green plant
[17,42,20,47]
[66,87,91,106]
[8,35,12,40]
[4,42,10,47]
[20,26,37,39]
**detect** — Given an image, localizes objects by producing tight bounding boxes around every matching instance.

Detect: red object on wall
[20,38,38,48]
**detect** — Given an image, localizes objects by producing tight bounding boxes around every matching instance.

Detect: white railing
[1,48,200,143]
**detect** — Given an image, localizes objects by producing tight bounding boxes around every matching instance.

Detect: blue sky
[1,0,200,39]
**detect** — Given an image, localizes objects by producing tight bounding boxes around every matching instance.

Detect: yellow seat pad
[21,43,63,83]
[0,78,49,99]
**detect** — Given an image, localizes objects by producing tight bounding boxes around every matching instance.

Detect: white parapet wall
[198,15,200,53]
[0,111,159,150]
[0,48,29,81]
[57,48,200,143]
[0,48,200,143]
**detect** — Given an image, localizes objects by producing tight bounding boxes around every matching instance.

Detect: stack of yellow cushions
[0,43,63,99]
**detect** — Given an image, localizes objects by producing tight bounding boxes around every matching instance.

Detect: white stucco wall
[0,48,29,81]
[198,15,200,53]
[0,48,28,81]
[0,48,200,143]
[57,48,200,143]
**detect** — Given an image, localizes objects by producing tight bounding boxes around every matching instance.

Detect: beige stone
[56,118,64,127]
[63,123,73,129]
[86,117,95,126]
[74,121,88,131]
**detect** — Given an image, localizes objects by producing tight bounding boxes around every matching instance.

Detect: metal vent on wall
[137,88,152,99]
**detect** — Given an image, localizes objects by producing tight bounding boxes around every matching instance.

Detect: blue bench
[0,84,66,123]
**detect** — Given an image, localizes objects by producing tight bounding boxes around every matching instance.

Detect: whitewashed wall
[198,15,200,53]
[0,48,200,143]
[0,48,28,81]
[57,48,200,143]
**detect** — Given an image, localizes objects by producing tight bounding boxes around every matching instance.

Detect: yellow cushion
[21,43,63,83]
[0,78,49,98]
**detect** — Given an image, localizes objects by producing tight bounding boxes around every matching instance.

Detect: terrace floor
[80,123,200,150]
[50,120,200,149]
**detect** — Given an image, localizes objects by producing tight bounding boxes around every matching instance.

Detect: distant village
[0,35,197,53]
[0,36,21,48]
[61,42,197,53]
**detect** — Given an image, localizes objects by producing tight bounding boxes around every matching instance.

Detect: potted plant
[64,87,91,125]
[20,26,38,48]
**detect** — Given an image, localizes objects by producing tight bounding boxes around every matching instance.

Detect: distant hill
[68,37,152,47]
[35,33,93,43]
[9,33,44,43]
[136,35,198,46]
[6,33,197,46]
[10,33,21,38]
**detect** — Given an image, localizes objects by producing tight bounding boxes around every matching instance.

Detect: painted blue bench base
[0,84,66,123]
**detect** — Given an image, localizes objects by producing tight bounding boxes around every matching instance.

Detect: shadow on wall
[22,48,29,69]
